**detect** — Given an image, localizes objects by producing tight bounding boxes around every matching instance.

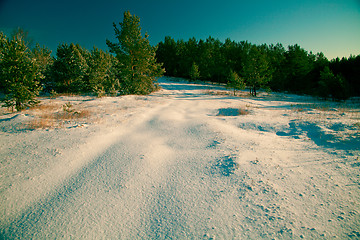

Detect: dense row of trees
[156,36,359,99]
[48,43,118,95]
[0,11,163,111]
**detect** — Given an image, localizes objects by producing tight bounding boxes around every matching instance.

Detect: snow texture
[0,77,359,239]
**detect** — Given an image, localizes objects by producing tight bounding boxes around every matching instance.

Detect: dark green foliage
[156,36,358,99]
[282,45,314,93]
[242,45,272,96]
[156,36,229,83]
[267,43,286,91]
[330,55,360,97]
[198,37,226,82]
[0,31,42,111]
[50,43,89,93]
[227,70,245,95]
[156,36,178,76]
[107,11,164,95]
[318,66,350,100]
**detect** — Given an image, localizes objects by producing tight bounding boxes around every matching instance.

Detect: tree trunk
[16,100,22,111]
[250,86,256,97]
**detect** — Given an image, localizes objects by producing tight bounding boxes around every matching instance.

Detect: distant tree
[330,55,360,97]
[227,70,245,95]
[242,45,272,96]
[107,11,164,95]
[189,62,200,81]
[282,44,313,92]
[0,32,42,111]
[318,66,349,100]
[198,36,226,82]
[156,36,178,76]
[267,43,286,91]
[222,38,241,76]
[50,43,89,93]
[183,37,199,79]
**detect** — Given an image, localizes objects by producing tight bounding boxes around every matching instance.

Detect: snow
[0,77,359,239]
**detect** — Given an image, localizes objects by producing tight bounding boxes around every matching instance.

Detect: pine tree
[189,62,200,81]
[51,43,89,93]
[242,45,271,96]
[0,32,42,111]
[319,66,349,100]
[156,36,178,76]
[106,11,164,95]
[31,43,53,91]
[282,44,313,92]
[227,70,245,96]
[85,47,119,96]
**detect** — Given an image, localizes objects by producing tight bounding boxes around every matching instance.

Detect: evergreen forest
[1,11,359,111]
[156,36,360,99]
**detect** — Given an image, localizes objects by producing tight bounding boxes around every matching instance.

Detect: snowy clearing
[0,77,359,239]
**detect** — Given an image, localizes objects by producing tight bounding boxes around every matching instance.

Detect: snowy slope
[0,77,359,239]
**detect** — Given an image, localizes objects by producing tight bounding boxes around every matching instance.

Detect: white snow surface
[0,77,359,239]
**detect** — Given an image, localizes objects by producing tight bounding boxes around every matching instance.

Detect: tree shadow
[276,121,360,151]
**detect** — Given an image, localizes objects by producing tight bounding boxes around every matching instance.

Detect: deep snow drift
[0,77,359,239]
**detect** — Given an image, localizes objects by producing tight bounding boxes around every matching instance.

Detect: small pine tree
[189,62,200,81]
[227,70,245,96]
[0,32,42,111]
[107,11,164,95]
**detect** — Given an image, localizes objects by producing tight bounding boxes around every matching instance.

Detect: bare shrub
[204,89,250,97]
[25,101,93,130]
[29,103,60,112]
[203,90,231,96]
[27,117,55,130]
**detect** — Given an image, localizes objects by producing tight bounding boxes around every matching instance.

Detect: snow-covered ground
[0,77,359,239]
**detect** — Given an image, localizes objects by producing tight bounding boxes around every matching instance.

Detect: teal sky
[0,0,359,59]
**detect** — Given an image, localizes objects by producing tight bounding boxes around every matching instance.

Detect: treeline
[0,11,163,111]
[1,12,359,111]
[156,36,360,99]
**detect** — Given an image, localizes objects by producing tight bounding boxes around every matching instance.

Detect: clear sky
[0,0,359,59]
